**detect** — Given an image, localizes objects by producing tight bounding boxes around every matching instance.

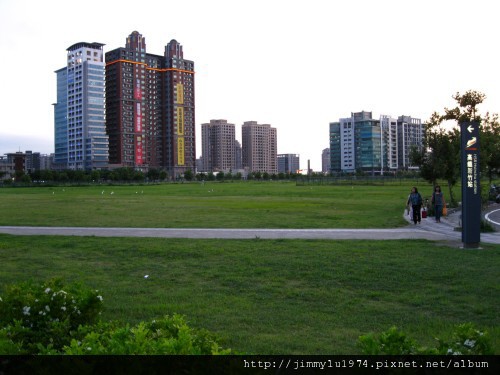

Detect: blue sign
[460,122,480,247]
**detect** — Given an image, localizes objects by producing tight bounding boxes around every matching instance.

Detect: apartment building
[105,31,195,177]
[201,119,236,172]
[241,121,277,174]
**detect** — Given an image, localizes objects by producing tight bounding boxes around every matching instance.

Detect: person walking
[431,185,445,223]
[407,187,423,225]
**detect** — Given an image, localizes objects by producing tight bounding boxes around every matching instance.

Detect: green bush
[358,324,492,355]
[0,279,231,355]
[52,314,231,355]
[0,278,103,353]
[436,322,493,355]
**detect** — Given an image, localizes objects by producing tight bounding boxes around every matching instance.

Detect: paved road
[485,207,500,231]
[1,209,499,245]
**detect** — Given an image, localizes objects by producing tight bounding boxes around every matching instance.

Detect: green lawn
[1,234,498,354]
[0,182,440,228]
[1,181,497,354]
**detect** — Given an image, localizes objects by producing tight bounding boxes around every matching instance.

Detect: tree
[90,170,101,182]
[412,90,500,204]
[443,91,486,123]
[184,169,194,181]
[159,170,168,181]
[480,112,500,184]
[216,171,224,181]
[443,90,500,185]
[147,168,160,181]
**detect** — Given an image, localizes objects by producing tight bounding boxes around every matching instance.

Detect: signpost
[460,122,481,248]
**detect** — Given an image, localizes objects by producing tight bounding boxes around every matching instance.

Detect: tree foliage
[411,90,500,201]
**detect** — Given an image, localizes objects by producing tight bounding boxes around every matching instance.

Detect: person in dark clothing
[431,185,445,223]
[407,187,423,225]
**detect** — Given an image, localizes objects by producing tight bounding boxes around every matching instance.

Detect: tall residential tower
[105,31,195,177]
[241,121,277,174]
[201,119,236,172]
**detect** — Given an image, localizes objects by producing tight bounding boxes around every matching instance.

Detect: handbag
[442,203,447,216]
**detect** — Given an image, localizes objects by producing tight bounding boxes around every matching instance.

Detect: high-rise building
[352,111,382,173]
[397,116,423,170]
[105,31,195,177]
[24,151,40,174]
[329,111,422,174]
[277,154,300,174]
[380,115,398,171]
[53,67,68,169]
[241,121,277,174]
[53,42,109,171]
[201,119,236,172]
[321,148,331,174]
[234,140,242,170]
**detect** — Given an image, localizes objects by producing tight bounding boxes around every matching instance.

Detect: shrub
[358,324,492,355]
[55,314,231,355]
[0,279,232,355]
[436,323,493,355]
[0,278,103,353]
[358,326,422,355]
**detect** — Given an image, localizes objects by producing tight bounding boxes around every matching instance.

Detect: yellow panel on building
[176,83,184,104]
[177,107,184,135]
[177,137,185,166]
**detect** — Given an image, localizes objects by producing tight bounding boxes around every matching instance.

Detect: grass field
[0,181,444,228]
[1,181,498,354]
[1,234,499,354]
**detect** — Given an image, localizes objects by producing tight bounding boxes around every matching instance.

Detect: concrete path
[0,226,454,241]
[403,207,500,245]
[0,208,499,244]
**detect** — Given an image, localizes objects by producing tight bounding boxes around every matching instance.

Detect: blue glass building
[54,42,109,170]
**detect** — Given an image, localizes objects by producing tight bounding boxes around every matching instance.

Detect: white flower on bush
[97,295,103,302]
[45,288,51,294]
[22,306,31,316]
[61,306,66,311]
[464,339,476,348]
[87,347,92,351]
[45,305,50,312]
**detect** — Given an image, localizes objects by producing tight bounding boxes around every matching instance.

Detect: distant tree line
[3,168,168,185]
[2,168,306,185]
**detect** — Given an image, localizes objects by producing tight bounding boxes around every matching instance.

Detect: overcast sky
[0,0,498,170]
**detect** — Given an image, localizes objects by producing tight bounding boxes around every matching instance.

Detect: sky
[0,0,499,171]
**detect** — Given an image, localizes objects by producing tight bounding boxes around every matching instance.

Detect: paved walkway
[402,207,500,245]
[0,209,499,245]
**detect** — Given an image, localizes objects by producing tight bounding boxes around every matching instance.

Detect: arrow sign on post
[461,122,481,248]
